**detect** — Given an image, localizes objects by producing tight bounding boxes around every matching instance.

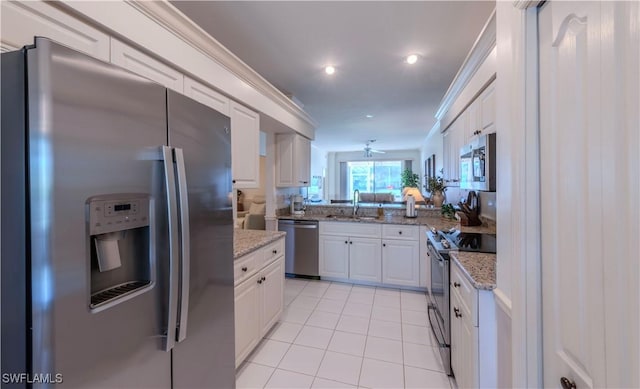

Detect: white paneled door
[539,1,640,388]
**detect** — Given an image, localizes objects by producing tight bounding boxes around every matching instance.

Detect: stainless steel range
[426,226,496,376]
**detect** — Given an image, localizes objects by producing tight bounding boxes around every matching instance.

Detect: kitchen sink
[324,214,379,221]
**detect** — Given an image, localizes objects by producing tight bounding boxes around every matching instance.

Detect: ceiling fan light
[325,65,335,75]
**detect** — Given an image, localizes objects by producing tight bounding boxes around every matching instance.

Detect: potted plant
[401,168,420,188]
[427,176,446,207]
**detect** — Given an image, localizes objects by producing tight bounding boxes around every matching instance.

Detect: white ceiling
[171,1,495,153]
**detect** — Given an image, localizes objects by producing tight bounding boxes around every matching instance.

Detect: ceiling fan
[363,140,386,158]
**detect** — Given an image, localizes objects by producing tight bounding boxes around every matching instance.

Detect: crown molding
[435,9,496,122]
[126,0,316,128]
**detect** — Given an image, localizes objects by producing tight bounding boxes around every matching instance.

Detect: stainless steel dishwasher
[277,219,319,278]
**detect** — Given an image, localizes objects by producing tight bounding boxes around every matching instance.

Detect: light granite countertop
[449,251,497,290]
[234,229,286,259]
[277,214,495,234]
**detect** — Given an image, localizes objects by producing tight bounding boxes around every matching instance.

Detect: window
[342,160,404,200]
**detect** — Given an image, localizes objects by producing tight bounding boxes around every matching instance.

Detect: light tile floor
[237,278,457,389]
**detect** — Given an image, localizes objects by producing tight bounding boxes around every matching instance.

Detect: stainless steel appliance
[426,227,497,377]
[460,133,496,191]
[1,38,235,388]
[278,219,319,278]
[290,194,305,216]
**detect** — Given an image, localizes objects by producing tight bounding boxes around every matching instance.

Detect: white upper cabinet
[110,39,184,93]
[464,80,496,143]
[183,77,230,116]
[0,1,110,61]
[443,113,465,186]
[230,101,260,188]
[276,133,311,187]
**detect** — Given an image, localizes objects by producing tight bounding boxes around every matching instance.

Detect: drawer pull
[242,266,248,272]
[454,307,462,318]
[272,249,278,254]
[261,276,266,281]
[383,243,386,247]
[398,231,403,235]
[257,279,262,284]
[453,282,460,288]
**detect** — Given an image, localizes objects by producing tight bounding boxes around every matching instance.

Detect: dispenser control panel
[87,194,150,235]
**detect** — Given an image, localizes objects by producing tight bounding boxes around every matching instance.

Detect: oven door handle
[427,305,449,349]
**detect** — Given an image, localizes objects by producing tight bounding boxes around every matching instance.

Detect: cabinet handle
[427,252,430,257]
[453,282,460,288]
[232,179,236,184]
[349,241,353,244]
[242,266,248,272]
[272,249,278,254]
[398,231,402,235]
[345,241,348,244]
[560,377,577,389]
[383,243,386,247]
[454,307,462,318]
[261,276,266,281]
[257,279,262,284]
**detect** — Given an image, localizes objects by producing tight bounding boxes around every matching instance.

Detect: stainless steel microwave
[460,133,496,191]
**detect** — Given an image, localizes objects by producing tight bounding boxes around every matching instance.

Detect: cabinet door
[443,129,452,184]
[349,237,382,283]
[234,275,261,367]
[260,257,284,337]
[466,99,481,142]
[451,290,478,389]
[480,81,496,134]
[111,39,184,92]
[381,239,420,286]
[294,135,311,186]
[1,1,110,61]
[276,134,311,187]
[276,133,295,187]
[230,101,260,188]
[319,235,349,279]
[184,76,230,116]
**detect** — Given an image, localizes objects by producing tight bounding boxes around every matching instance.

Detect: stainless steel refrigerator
[1,37,235,388]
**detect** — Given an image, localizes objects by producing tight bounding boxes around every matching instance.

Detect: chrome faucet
[353,189,360,217]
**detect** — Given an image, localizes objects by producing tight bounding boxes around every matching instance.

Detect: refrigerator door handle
[162,146,180,352]
[174,147,190,342]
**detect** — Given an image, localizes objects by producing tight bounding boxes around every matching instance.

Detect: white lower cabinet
[349,237,382,283]
[234,272,261,367]
[234,239,285,367]
[381,239,420,287]
[319,235,350,279]
[450,260,496,388]
[319,222,422,288]
[260,258,285,335]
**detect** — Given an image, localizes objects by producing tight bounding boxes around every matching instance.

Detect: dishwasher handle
[291,224,317,229]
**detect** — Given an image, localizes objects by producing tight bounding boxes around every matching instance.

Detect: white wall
[326,149,421,200]
[310,144,327,200]
[420,128,444,185]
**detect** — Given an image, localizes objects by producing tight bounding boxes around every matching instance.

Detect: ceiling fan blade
[370,149,386,154]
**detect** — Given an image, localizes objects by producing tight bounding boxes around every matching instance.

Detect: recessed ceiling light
[325,65,335,75]
[366,114,374,119]
[406,54,419,65]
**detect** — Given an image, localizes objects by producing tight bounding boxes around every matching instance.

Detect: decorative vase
[431,191,445,207]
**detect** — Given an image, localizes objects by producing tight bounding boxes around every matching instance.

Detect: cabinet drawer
[382,224,419,240]
[263,238,285,265]
[234,251,260,285]
[451,261,478,326]
[319,221,382,238]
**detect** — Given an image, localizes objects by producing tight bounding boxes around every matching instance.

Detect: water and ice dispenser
[87,194,153,310]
